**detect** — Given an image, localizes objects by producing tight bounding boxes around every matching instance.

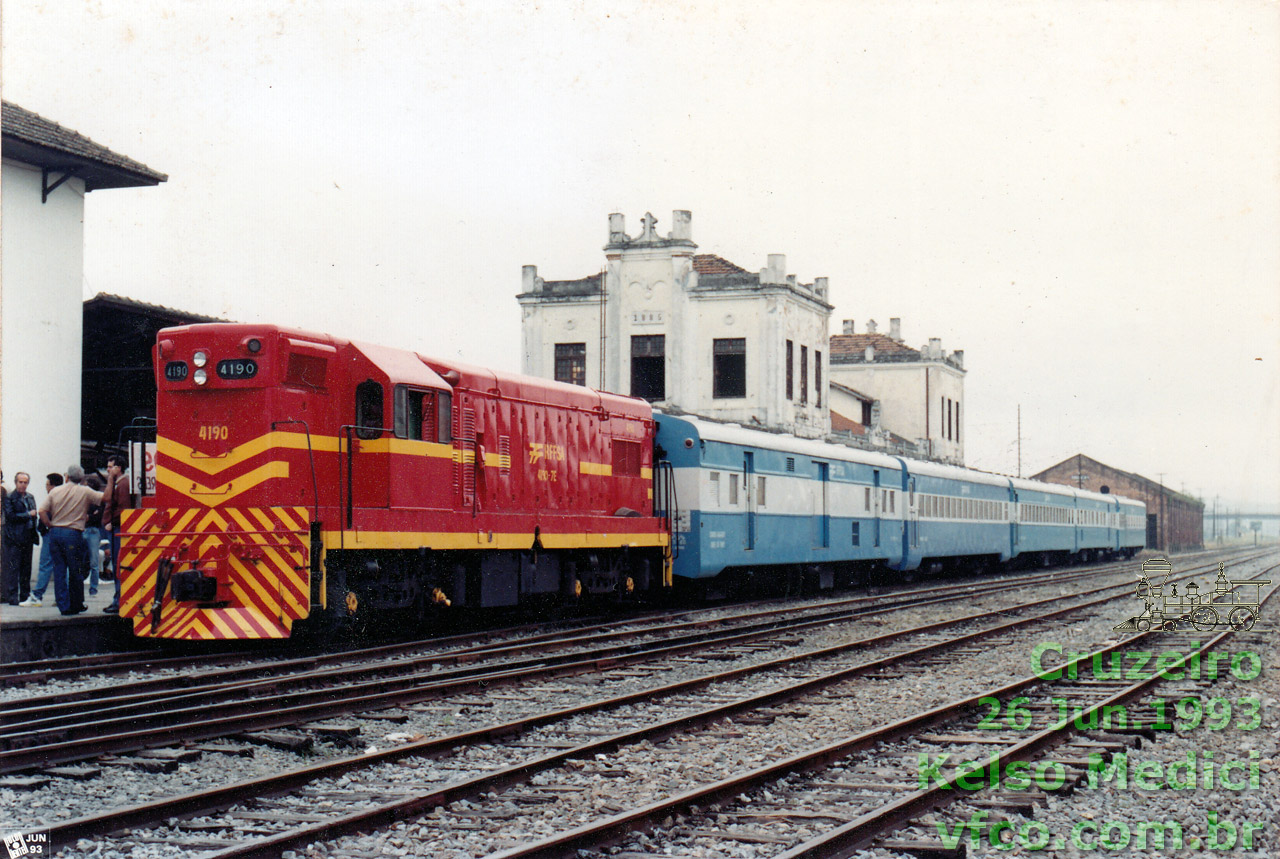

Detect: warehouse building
[1032,454,1203,551]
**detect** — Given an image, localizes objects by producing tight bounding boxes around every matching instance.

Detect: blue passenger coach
[656,414,905,585]
[654,413,1145,590]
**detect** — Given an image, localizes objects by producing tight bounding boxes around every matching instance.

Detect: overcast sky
[3,1,1277,511]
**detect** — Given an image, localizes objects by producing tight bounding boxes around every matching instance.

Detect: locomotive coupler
[170,563,220,603]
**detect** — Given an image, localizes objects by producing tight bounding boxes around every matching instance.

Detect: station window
[713,338,746,399]
[631,335,665,401]
[785,340,794,401]
[800,346,809,405]
[555,343,587,386]
[815,351,822,408]
[355,380,384,440]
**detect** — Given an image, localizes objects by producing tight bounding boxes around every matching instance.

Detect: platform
[0,584,154,662]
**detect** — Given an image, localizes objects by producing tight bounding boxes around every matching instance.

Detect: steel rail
[39,554,1271,855]
[0,552,1165,745]
[0,549,1152,714]
[483,571,1278,859]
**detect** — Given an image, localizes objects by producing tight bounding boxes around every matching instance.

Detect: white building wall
[519,211,831,438]
[828,361,965,462]
[1,159,86,485]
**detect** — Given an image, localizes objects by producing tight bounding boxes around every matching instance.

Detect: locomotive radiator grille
[119,506,312,640]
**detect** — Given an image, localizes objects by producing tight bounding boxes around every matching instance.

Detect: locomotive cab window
[394,386,436,441]
[436,391,453,444]
[355,380,384,440]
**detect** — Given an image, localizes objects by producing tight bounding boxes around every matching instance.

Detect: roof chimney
[522,264,541,294]
[669,209,692,241]
[952,349,964,369]
[761,254,787,284]
[814,277,828,299]
[866,319,878,335]
[608,212,627,242]
[842,319,855,335]
[928,337,942,358]
[890,317,901,341]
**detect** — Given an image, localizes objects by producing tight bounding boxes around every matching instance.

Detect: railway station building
[518,210,835,438]
[518,210,968,457]
[1032,454,1204,551]
[1,102,166,486]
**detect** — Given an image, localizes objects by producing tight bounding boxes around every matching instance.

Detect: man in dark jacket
[2,472,40,605]
[101,455,132,614]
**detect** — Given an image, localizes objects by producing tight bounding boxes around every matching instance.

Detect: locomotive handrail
[271,419,321,523]
[338,423,395,532]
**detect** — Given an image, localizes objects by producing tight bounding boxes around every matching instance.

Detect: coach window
[757,476,767,507]
[555,343,587,386]
[709,471,720,506]
[713,338,746,399]
[729,473,740,506]
[355,380,384,440]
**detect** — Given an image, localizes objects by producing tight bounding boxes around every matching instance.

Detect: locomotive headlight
[193,350,209,367]
[246,338,262,354]
[193,368,208,385]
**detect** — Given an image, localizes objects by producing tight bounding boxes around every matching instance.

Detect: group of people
[1,457,131,615]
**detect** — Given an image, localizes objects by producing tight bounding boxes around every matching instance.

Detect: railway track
[0,545,1233,690]
[0,552,1193,773]
[17,548,1269,856]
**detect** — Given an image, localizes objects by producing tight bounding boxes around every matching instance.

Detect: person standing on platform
[83,473,105,597]
[101,456,132,614]
[19,474,63,607]
[2,472,40,605]
[37,465,102,616]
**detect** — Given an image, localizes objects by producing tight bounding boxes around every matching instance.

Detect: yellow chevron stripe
[641,467,653,479]
[579,461,612,476]
[158,461,290,507]
[159,432,341,475]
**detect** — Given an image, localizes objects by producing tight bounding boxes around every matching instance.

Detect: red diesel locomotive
[119,323,671,640]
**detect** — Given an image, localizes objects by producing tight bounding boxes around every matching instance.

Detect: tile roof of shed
[829,332,920,359]
[2,101,167,190]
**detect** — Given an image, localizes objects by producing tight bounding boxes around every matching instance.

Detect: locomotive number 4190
[216,358,258,379]
[199,425,230,441]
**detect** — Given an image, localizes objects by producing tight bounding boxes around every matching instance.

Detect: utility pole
[1016,404,1022,478]
[1157,472,1166,552]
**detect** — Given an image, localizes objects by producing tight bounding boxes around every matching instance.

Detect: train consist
[119,323,1146,640]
